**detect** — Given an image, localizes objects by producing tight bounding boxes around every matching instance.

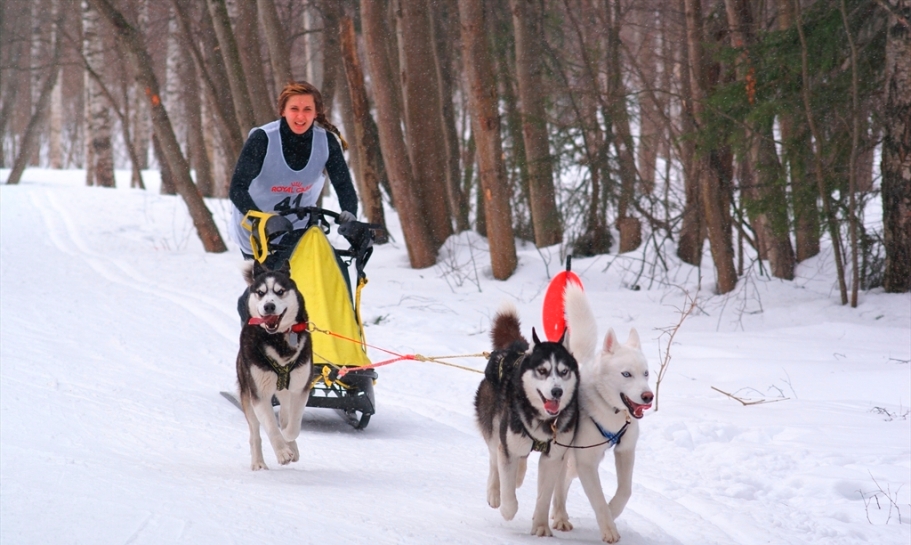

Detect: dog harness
[251,326,307,391]
[592,417,630,447]
[531,437,552,455]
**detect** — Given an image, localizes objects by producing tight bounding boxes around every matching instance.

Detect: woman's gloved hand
[337,210,356,224]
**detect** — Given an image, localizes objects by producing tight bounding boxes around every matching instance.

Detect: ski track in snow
[36,189,238,343]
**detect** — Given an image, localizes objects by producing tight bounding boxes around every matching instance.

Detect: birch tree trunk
[130,0,150,172]
[49,72,63,168]
[162,11,183,195]
[398,0,454,247]
[361,0,437,268]
[458,0,517,280]
[881,0,911,292]
[87,0,227,253]
[180,25,214,197]
[83,0,115,188]
[510,0,562,247]
[7,0,62,185]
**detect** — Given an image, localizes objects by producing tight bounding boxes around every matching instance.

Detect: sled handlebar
[272,206,388,278]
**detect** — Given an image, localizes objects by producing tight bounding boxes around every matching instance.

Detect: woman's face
[282,94,317,135]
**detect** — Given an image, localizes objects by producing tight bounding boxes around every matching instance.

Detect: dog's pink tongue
[633,403,652,418]
[544,399,561,415]
[249,315,280,328]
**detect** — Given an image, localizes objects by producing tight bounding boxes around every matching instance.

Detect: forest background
[1,0,909,300]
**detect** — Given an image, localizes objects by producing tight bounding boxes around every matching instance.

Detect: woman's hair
[277,81,348,151]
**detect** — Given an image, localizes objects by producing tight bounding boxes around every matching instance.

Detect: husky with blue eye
[551,282,653,543]
[474,302,580,537]
[236,260,315,471]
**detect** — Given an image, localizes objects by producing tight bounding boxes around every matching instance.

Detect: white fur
[249,277,299,334]
[242,361,312,470]
[552,283,653,543]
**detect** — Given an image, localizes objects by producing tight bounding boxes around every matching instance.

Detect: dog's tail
[490,301,527,351]
[564,282,598,364]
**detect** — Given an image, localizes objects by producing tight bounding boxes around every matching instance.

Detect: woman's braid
[316,113,348,151]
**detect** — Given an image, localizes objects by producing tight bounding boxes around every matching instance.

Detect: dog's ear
[277,259,291,275]
[252,260,267,278]
[532,327,542,346]
[557,326,569,347]
[241,261,255,285]
[626,328,641,349]
[602,328,619,355]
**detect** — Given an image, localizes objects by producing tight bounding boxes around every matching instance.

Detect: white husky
[551,283,653,543]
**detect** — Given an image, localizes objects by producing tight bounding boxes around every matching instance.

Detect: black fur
[475,311,580,459]
[236,261,315,402]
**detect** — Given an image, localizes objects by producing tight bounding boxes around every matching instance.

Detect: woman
[229,81,358,259]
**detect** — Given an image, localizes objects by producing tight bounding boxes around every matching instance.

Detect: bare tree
[397,0,455,248]
[794,0,848,303]
[234,0,272,125]
[7,0,64,185]
[458,0,517,280]
[83,0,115,187]
[684,0,737,293]
[361,0,437,268]
[257,0,292,93]
[432,0,470,233]
[206,0,256,135]
[87,0,227,253]
[339,13,386,228]
[510,0,562,247]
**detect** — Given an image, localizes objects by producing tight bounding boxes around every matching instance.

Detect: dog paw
[530,522,553,537]
[289,440,300,462]
[274,444,295,465]
[600,522,621,543]
[487,488,501,509]
[499,498,519,521]
[251,459,269,471]
[551,516,573,532]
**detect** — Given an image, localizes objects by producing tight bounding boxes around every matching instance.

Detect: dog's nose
[641,391,654,404]
[551,387,563,400]
[263,302,276,314]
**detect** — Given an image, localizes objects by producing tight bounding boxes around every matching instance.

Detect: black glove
[337,210,356,224]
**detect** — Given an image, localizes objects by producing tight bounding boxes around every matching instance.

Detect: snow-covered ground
[1,168,909,545]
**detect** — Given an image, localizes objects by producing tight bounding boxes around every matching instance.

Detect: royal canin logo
[271,181,313,194]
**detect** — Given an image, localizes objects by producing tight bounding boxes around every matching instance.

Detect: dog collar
[289,322,308,333]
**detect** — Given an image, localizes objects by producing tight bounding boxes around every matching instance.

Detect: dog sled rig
[223,206,387,429]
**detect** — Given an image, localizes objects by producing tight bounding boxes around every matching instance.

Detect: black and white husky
[551,283,653,543]
[474,302,580,536]
[236,260,315,471]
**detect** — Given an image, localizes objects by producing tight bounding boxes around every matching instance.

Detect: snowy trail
[2,173,909,544]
